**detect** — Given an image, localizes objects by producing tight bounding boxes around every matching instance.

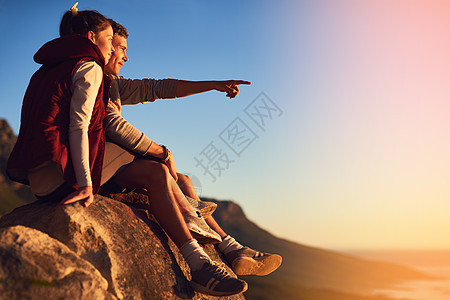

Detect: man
[101,21,282,295]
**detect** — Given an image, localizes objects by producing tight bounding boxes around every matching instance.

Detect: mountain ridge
[0,119,34,214]
[207,198,433,299]
[0,118,433,299]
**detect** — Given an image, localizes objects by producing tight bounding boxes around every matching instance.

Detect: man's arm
[104,101,170,160]
[105,99,153,156]
[176,80,251,99]
[106,77,250,180]
[106,77,251,155]
[106,77,176,155]
[113,77,179,105]
[113,76,251,105]
[105,100,178,180]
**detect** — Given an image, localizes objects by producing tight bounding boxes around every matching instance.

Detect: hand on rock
[57,186,94,208]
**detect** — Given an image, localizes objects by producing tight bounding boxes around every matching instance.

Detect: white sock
[180,239,211,271]
[218,235,244,254]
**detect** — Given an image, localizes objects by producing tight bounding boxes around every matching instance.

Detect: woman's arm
[60,61,103,207]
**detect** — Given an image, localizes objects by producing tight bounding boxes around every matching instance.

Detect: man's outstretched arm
[114,77,251,105]
[175,80,251,99]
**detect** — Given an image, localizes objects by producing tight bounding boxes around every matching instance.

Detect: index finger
[232,80,252,85]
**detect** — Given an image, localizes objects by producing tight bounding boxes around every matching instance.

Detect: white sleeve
[69,61,103,188]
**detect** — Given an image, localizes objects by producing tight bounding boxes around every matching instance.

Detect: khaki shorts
[101,142,137,186]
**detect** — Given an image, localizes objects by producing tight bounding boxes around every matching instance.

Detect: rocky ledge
[0,195,245,299]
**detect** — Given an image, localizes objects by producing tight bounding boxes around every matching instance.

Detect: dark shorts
[34,182,76,202]
[100,141,164,194]
[101,142,138,186]
[37,142,165,199]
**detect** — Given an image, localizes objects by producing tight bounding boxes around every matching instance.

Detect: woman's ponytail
[59,9,76,36]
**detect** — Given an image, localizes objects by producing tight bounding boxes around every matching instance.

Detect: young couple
[7,3,281,297]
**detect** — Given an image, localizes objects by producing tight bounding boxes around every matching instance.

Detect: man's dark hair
[109,19,129,38]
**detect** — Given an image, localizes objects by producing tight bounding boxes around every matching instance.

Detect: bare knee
[144,161,172,187]
[177,173,192,186]
[114,160,171,189]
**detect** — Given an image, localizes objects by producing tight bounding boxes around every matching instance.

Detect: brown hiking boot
[190,261,248,296]
[224,247,282,276]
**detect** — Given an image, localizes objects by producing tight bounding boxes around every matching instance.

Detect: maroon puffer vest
[7,35,111,193]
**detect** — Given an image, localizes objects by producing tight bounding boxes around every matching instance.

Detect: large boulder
[0,195,245,299]
[0,225,113,299]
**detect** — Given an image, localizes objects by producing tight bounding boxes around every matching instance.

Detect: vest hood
[34,35,105,68]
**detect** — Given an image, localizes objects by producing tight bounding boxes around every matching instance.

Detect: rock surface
[0,195,245,299]
[0,225,112,299]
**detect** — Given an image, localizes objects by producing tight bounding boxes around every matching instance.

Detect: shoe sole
[185,196,217,218]
[197,204,217,218]
[189,280,248,296]
[190,230,222,244]
[188,225,222,244]
[232,254,282,276]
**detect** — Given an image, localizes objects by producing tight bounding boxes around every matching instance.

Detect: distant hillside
[208,198,434,300]
[0,118,17,184]
[0,118,434,300]
[0,119,34,215]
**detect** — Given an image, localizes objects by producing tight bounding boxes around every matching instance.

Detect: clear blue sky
[1,0,450,250]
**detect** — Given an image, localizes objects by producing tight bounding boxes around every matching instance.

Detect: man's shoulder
[108,74,126,80]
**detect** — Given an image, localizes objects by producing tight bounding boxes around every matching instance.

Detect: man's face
[105,34,128,75]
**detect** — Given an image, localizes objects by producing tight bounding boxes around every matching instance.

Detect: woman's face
[89,25,115,64]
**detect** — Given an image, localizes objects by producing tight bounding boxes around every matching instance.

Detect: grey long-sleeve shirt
[105,75,178,156]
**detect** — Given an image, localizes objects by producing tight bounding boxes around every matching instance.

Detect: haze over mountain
[0,118,433,299]
[0,119,34,214]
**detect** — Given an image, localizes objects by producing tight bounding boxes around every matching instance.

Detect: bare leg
[112,159,191,248]
[110,161,249,295]
[204,216,227,239]
[175,174,282,276]
[177,173,201,201]
[177,173,227,239]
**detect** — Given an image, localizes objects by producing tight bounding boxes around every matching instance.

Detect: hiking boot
[224,247,282,276]
[183,211,222,244]
[190,261,248,296]
[185,196,217,218]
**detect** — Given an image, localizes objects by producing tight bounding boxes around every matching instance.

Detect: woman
[7,5,114,207]
[8,7,248,296]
